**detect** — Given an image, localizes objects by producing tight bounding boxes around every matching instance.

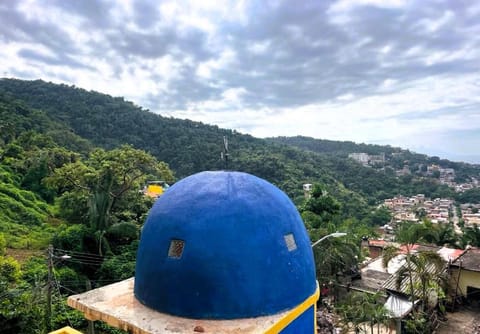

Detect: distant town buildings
[380,195,480,232]
[383,194,453,225]
[460,203,480,226]
[348,152,385,167]
[455,177,479,192]
[303,183,312,199]
[348,152,479,193]
[348,153,370,166]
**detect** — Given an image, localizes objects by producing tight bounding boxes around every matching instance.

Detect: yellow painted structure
[450,268,480,297]
[49,326,83,334]
[144,184,164,198]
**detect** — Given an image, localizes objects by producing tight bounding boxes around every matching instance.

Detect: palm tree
[392,251,446,311]
[336,292,390,334]
[382,222,446,332]
[421,221,458,247]
[382,223,430,303]
[312,235,359,284]
[89,190,113,256]
[88,168,114,256]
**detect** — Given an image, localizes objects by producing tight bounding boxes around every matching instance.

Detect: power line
[56,283,80,296]
[54,253,105,263]
[90,279,124,283]
[53,248,112,258]
[53,248,113,259]
[56,255,104,264]
[59,258,104,266]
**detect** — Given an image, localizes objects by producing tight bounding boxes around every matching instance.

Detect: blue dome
[134,171,316,319]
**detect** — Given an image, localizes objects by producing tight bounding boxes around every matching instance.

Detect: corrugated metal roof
[382,261,443,297]
[363,245,462,296]
[354,269,392,291]
[384,295,416,318]
[451,247,480,272]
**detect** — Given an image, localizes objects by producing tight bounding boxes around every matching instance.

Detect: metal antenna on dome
[221,136,229,170]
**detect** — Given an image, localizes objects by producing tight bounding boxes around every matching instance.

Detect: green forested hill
[269,135,480,183]
[0,79,362,206]
[0,90,93,154]
[0,164,55,248]
[1,78,480,333]
[0,78,245,177]
[0,78,468,207]
[269,135,399,156]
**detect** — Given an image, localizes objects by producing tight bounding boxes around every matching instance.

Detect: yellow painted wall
[145,184,163,198]
[49,326,83,334]
[450,268,480,297]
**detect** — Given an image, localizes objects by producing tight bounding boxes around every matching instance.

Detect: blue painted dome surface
[134,171,316,319]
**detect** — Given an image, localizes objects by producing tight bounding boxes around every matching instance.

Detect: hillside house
[449,247,480,305]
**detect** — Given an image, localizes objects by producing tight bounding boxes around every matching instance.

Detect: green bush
[52,224,89,252]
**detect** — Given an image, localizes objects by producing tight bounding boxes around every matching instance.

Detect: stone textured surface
[67,278,293,334]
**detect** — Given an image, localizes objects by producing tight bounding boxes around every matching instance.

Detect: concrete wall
[450,268,480,297]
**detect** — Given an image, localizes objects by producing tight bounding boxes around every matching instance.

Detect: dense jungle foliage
[0,78,479,333]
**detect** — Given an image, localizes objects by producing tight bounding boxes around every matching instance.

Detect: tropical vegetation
[0,78,479,333]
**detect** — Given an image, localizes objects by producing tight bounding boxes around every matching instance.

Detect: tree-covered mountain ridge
[1,78,478,209]
[2,78,480,333]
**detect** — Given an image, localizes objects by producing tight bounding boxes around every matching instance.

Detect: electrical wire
[60,258,103,266]
[57,278,122,284]
[53,252,106,261]
[55,280,86,284]
[53,257,103,264]
[53,248,105,257]
[54,254,105,263]
[53,248,114,259]
[52,248,115,267]
[90,279,124,283]
[57,284,80,296]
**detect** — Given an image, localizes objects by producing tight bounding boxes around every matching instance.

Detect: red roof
[369,240,387,247]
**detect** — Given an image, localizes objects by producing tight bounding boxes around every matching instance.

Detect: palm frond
[382,245,400,269]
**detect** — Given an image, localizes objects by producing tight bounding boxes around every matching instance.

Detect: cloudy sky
[1,0,479,162]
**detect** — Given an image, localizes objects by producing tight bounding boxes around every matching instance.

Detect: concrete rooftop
[67,278,296,334]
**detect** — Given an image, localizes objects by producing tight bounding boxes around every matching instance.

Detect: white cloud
[328,0,408,24]
[248,41,270,55]
[417,10,454,33]
[185,73,480,158]
[1,0,480,162]
[330,0,408,12]
[336,93,355,101]
[195,48,236,79]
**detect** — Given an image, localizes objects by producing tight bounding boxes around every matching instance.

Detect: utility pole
[46,245,53,332]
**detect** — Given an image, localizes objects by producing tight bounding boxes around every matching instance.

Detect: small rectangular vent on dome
[168,239,185,259]
[284,233,297,251]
